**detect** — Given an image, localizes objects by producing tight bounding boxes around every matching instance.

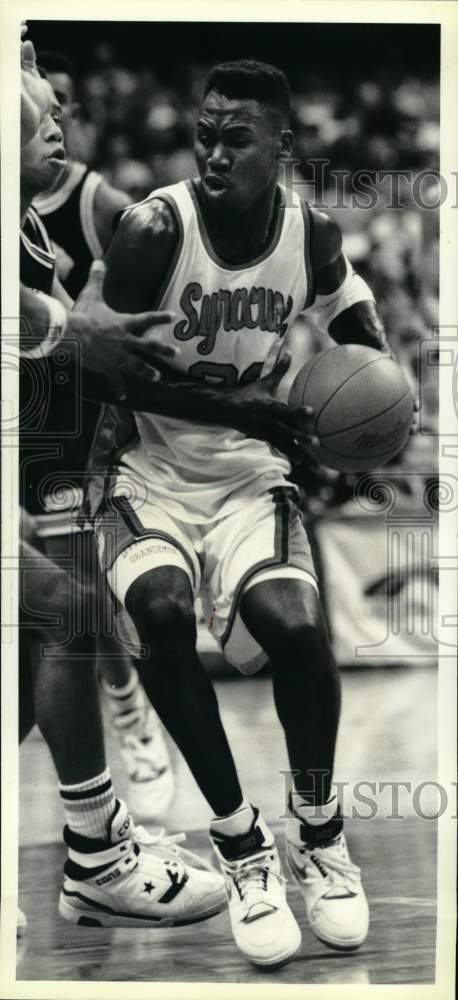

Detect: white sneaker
[104,677,175,822]
[17,907,27,937]
[59,799,226,928]
[211,806,301,967]
[286,815,369,951]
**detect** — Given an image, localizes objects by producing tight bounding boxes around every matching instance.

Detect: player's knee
[126,579,196,645]
[280,617,324,658]
[260,604,330,666]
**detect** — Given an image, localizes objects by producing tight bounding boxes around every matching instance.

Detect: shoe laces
[130,836,186,881]
[225,848,285,912]
[132,824,214,874]
[300,835,361,890]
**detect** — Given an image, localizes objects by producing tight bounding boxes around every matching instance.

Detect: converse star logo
[143,881,155,894]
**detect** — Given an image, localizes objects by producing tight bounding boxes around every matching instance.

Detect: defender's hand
[225,354,322,464]
[71,260,177,401]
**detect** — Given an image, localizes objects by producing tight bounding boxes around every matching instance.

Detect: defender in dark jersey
[34,53,130,297]
[29,53,176,821]
[19,74,225,931]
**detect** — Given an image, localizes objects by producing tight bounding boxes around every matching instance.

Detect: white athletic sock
[59,768,117,840]
[291,791,338,826]
[210,798,255,838]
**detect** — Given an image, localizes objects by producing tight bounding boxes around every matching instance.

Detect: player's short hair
[38,51,75,80]
[204,60,291,126]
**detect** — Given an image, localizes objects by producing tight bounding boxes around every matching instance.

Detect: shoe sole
[246,939,302,969]
[239,922,302,969]
[58,891,225,928]
[314,930,368,951]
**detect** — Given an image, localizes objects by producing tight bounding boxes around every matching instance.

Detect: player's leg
[97,630,175,821]
[205,488,367,956]
[125,564,243,817]
[240,571,369,951]
[19,631,36,743]
[20,540,225,927]
[98,495,244,818]
[241,577,340,804]
[121,566,301,967]
[20,539,106,784]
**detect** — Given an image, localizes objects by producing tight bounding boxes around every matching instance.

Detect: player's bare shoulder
[308,206,343,270]
[104,197,179,311]
[121,196,179,244]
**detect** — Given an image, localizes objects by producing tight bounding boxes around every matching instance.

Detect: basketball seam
[318,389,412,438]
[291,350,323,409]
[314,355,390,424]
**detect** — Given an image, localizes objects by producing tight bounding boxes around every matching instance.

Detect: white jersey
[88,179,315,524]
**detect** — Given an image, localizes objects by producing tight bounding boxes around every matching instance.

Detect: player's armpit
[103,198,179,312]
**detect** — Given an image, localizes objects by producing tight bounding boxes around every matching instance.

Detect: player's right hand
[71,260,178,401]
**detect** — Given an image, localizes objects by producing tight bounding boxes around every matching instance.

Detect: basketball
[289,344,415,472]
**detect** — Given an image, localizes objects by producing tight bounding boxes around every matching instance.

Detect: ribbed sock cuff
[59,768,116,840]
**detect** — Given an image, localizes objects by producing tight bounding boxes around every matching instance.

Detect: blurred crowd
[60,41,439,513]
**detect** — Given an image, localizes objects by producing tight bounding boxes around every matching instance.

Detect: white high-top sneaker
[211,804,301,968]
[285,809,369,951]
[58,799,226,928]
[103,676,175,822]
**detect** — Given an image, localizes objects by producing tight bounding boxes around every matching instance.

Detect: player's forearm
[329,300,391,354]
[119,376,257,431]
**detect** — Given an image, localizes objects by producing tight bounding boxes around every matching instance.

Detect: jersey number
[188,361,264,386]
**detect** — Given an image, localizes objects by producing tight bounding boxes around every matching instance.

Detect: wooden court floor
[17,665,438,985]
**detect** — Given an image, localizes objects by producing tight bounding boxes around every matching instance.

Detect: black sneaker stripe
[62,888,164,921]
[158,871,189,904]
[64,858,120,881]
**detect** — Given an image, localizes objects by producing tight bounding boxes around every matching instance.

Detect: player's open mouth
[204,174,229,192]
[48,148,66,162]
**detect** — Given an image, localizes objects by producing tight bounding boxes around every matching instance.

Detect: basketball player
[18,67,226,930]
[30,51,175,822]
[86,59,404,967]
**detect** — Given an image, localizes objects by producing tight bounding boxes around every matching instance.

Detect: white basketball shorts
[94,485,318,674]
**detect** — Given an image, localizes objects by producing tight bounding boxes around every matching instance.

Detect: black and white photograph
[1,1,457,995]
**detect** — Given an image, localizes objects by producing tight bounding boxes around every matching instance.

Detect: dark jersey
[28,164,107,516]
[20,207,55,295]
[20,207,100,516]
[33,161,104,299]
